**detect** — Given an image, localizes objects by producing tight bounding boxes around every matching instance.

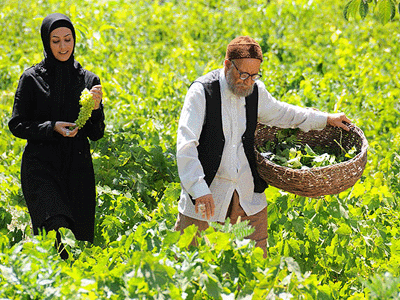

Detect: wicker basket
[254,123,368,197]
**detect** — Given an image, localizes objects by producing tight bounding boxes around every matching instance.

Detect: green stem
[334,139,347,154]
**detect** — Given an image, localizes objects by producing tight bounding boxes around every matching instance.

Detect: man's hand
[327,112,352,131]
[195,194,215,220]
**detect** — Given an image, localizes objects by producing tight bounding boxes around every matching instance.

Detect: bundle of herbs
[257,128,358,170]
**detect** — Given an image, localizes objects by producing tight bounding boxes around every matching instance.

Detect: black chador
[9,13,105,245]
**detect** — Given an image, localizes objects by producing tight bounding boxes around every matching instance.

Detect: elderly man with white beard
[174,36,351,257]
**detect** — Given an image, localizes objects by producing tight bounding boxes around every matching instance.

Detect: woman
[8,13,105,257]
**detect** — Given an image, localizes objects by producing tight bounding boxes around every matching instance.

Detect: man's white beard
[226,67,255,97]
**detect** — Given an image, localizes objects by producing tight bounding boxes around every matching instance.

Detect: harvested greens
[257,128,358,169]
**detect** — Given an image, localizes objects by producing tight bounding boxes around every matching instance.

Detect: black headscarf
[40,13,77,121]
[41,13,76,67]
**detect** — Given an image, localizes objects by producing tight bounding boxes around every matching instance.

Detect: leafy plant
[1,0,400,298]
[257,128,357,169]
[344,0,397,24]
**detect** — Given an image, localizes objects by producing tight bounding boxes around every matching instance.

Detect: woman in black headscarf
[9,13,105,257]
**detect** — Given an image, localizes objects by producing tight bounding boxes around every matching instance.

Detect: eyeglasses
[231,60,262,81]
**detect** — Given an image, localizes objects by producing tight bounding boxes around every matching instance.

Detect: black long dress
[8,14,105,243]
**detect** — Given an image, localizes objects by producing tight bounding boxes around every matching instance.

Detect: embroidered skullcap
[225,36,263,62]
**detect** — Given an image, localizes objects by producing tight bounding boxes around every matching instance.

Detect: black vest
[191,69,268,202]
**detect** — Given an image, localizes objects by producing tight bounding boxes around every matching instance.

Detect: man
[175,36,351,257]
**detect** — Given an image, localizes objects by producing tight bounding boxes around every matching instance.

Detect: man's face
[225,58,261,97]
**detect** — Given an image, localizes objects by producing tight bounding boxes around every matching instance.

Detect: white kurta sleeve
[257,81,328,132]
[177,82,211,199]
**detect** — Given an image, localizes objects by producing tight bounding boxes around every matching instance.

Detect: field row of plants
[1,0,400,298]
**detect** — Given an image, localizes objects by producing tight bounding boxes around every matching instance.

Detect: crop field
[1,0,400,298]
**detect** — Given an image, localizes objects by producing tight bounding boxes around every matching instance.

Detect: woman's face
[49,27,74,62]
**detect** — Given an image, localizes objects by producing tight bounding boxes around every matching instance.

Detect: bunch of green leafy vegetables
[257,128,358,169]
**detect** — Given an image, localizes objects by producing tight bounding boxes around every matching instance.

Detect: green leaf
[0,207,12,229]
[59,227,77,248]
[305,226,320,243]
[391,0,396,19]
[359,0,369,19]
[282,257,303,279]
[343,0,352,20]
[335,223,352,236]
[220,250,240,280]
[304,144,317,156]
[177,224,197,249]
[292,218,305,235]
[206,274,223,299]
[162,230,180,247]
[344,0,361,20]
[376,0,396,25]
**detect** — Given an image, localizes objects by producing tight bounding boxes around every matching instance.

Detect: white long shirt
[177,68,328,222]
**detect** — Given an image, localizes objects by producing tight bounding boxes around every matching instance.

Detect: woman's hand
[90,85,102,110]
[54,122,79,137]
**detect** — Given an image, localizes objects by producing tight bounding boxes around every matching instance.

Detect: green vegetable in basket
[257,128,358,169]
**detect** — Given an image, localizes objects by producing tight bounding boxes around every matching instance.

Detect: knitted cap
[225,36,263,62]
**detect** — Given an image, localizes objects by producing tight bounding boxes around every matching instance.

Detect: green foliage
[344,0,397,24]
[344,0,366,20]
[376,0,396,24]
[362,272,400,299]
[257,128,357,169]
[1,0,400,298]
